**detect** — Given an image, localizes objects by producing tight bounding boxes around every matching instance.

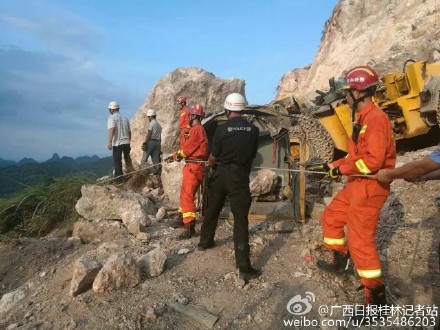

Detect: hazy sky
[0,0,338,161]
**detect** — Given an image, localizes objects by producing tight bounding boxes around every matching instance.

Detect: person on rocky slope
[316,66,396,310]
[107,101,134,183]
[173,104,209,239]
[140,108,162,173]
[140,108,164,195]
[198,93,261,282]
[173,95,191,228]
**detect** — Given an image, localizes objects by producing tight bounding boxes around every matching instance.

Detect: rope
[98,158,208,185]
[100,158,375,186]
[97,162,162,185]
[252,166,375,178]
[184,161,375,178]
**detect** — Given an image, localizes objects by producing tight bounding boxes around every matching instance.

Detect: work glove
[163,155,174,163]
[173,151,183,162]
[327,166,342,180]
[141,142,147,151]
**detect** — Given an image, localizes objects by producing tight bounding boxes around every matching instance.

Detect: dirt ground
[0,147,439,330]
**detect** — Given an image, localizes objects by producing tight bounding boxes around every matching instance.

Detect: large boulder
[72,219,129,243]
[69,259,102,297]
[161,161,184,207]
[130,67,245,166]
[92,252,141,293]
[75,185,157,234]
[249,169,278,197]
[138,248,167,278]
[0,283,33,317]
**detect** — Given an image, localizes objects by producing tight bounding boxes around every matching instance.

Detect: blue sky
[0,0,338,161]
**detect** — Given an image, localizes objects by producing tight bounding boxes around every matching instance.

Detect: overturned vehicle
[200,59,440,222]
[200,98,332,223]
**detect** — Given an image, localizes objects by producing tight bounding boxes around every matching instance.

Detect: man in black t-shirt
[198,93,261,282]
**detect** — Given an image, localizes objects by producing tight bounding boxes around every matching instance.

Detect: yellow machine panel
[315,60,440,153]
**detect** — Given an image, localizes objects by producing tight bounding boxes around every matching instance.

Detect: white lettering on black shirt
[227,127,251,132]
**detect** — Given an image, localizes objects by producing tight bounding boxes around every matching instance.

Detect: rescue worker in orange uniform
[317,66,396,308]
[173,95,191,228]
[173,104,208,239]
[177,96,190,147]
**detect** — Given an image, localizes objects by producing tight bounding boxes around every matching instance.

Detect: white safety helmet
[108,101,120,110]
[146,108,156,116]
[224,93,247,111]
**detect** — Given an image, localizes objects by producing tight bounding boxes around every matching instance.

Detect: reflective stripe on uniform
[323,237,346,245]
[355,159,372,174]
[182,211,196,219]
[360,125,367,134]
[357,268,381,278]
[178,207,182,213]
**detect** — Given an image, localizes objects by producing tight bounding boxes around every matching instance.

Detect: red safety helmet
[188,104,205,118]
[341,66,380,91]
[177,96,187,104]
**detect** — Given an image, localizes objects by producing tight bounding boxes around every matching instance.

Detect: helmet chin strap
[189,115,196,126]
[348,90,368,123]
[348,90,358,123]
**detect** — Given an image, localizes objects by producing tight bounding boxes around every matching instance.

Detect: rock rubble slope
[0,146,439,329]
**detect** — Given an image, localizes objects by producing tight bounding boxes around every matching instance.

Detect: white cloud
[0,7,102,57]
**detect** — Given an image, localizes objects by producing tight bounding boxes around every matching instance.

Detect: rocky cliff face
[277,0,440,103]
[130,67,245,166]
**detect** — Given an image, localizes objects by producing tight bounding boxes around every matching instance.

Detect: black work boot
[197,241,215,251]
[177,221,196,240]
[349,285,388,326]
[170,213,184,228]
[364,284,387,306]
[154,175,164,196]
[238,266,261,282]
[317,251,351,274]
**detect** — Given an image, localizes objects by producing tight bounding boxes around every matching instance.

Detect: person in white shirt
[107,101,133,183]
[140,108,162,174]
[140,108,164,195]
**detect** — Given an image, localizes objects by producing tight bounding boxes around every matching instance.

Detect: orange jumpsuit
[322,101,396,289]
[179,122,208,224]
[179,105,190,149]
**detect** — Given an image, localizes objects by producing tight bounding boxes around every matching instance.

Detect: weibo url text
[283,315,437,328]
[283,304,438,328]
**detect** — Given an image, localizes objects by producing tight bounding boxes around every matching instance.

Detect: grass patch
[0,174,95,237]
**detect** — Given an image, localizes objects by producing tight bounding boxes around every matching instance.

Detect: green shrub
[0,174,94,237]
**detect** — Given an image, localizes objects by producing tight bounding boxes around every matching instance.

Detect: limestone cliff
[277,0,440,103]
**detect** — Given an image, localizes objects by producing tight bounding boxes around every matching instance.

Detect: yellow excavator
[265,59,440,164]
[305,59,440,161]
